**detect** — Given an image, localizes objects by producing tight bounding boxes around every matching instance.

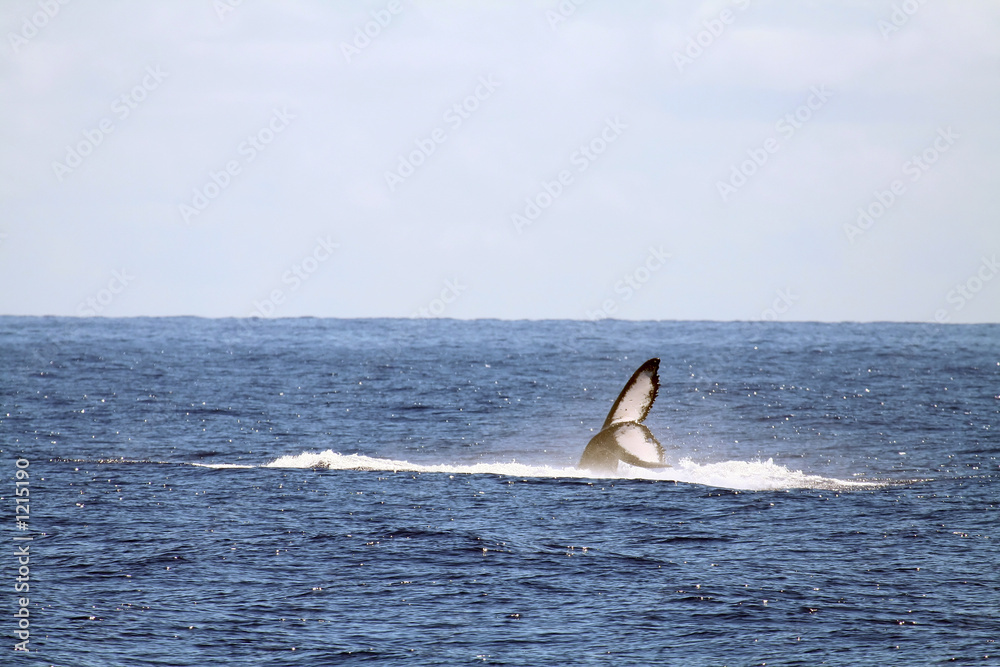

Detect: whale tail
[578,358,667,473]
[601,358,660,429]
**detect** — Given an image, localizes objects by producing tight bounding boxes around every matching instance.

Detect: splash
[263,449,877,491]
[191,462,255,469]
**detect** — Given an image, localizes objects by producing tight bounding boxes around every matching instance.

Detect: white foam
[191,462,256,469]
[262,450,875,491]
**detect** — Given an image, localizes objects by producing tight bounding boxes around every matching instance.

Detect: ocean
[2,317,997,666]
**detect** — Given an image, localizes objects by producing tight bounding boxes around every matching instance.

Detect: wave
[52,453,888,490]
[261,450,880,491]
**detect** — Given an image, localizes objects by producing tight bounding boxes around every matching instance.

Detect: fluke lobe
[578,358,668,474]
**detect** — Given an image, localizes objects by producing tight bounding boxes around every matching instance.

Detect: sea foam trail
[263,450,876,491]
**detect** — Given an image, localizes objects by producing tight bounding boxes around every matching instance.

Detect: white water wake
[260,449,878,491]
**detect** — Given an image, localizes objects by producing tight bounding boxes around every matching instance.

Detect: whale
[578,358,668,474]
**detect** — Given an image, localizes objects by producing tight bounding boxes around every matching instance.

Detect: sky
[1,0,998,322]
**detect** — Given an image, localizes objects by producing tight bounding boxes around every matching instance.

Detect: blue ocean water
[1,317,998,666]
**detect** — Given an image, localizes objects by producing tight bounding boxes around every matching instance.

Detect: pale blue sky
[1,0,998,321]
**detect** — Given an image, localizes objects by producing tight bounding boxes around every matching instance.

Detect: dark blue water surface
[1,317,998,666]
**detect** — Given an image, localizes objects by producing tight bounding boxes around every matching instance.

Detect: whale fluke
[578,358,668,473]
